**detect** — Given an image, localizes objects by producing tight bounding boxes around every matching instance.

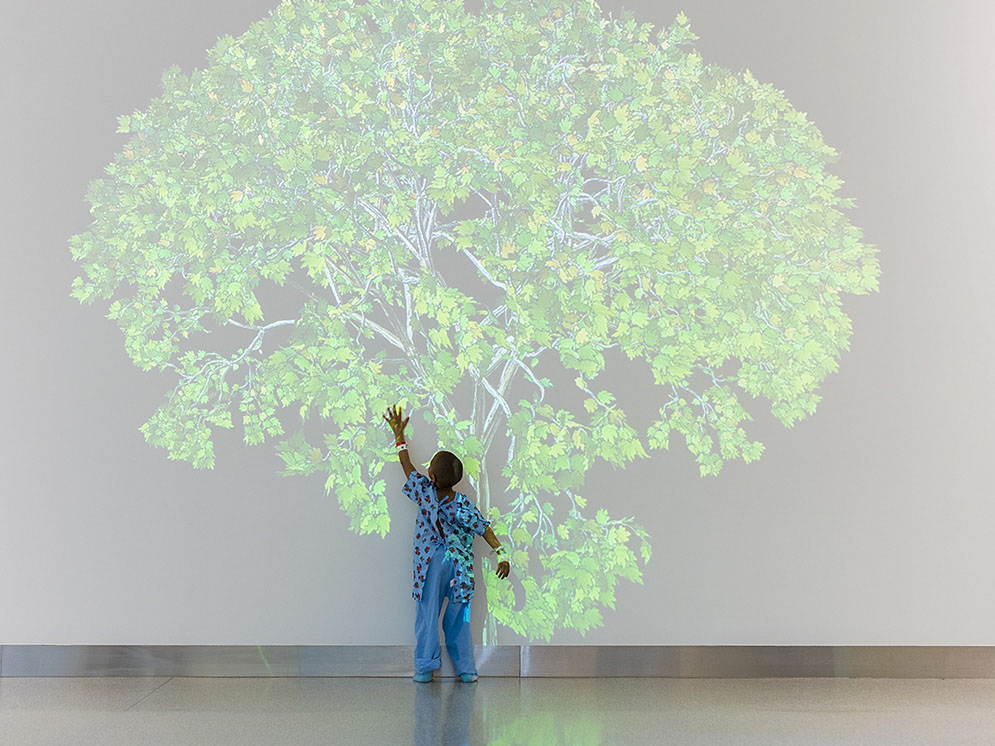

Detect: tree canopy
[70,0,879,642]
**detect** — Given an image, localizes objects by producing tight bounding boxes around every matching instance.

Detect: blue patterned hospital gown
[402,470,490,604]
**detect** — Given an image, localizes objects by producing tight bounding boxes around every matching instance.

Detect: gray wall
[1,0,993,644]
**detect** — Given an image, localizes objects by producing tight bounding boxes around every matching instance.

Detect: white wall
[2,0,993,644]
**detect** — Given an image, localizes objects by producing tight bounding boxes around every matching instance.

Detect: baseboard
[2,645,993,677]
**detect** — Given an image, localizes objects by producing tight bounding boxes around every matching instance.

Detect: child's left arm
[454,501,509,577]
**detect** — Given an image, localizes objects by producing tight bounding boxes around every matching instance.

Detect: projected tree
[70,0,879,643]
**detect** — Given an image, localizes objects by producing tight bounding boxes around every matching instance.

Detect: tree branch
[356,197,425,267]
[480,356,519,454]
[459,243,509,291]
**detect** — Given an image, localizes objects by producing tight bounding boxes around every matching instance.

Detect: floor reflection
[413,677,476,746]
[3,676,995,745]
[414,678,604,746]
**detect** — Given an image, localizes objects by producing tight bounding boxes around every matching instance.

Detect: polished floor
[2,676,995,745]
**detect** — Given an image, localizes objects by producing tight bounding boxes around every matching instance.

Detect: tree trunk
[476,456,500,645]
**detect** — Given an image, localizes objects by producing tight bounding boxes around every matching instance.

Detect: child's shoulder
[454,492,482,509]
[403,470,431,493]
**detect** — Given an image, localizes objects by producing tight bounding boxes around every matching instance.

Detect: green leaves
[483,501,652,641]
[68,0,877,643]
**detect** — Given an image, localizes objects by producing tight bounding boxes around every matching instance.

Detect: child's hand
[382,404,409,439]
[496,560,510,579]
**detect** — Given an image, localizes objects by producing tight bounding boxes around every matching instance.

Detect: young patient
[383,404,510,683]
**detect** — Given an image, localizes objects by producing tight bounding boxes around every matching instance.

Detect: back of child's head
[432,450,463,490]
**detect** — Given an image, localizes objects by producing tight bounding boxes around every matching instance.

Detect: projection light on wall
[68,0,879,643]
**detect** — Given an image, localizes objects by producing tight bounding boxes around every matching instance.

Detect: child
[383,404,511,683]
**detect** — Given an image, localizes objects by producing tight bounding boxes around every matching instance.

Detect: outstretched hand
[496,560,510,580]
[383,404,409,439]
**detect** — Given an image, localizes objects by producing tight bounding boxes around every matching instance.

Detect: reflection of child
[383,404,511,683]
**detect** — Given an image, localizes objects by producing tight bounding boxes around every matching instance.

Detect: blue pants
[414,541,477,676]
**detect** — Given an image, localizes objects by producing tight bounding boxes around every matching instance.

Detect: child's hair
[433,450,463,490]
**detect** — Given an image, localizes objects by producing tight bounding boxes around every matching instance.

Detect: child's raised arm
[383,404,415,478]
